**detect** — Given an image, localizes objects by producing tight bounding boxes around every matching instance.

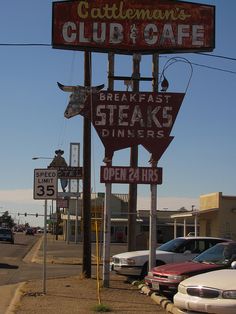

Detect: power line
[196,52,236,62]
[1,42,235,61]
[0,42,236,74]
[0,43,51,47]
[190,61,236,75]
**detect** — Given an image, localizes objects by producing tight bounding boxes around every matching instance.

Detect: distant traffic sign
[57,166,83,179]
[34,169,58,200]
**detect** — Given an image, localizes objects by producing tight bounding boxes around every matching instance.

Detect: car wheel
[140,262,148,278]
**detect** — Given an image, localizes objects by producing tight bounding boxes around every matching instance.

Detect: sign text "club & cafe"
[53,0,215,53]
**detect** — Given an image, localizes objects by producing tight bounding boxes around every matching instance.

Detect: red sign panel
[84,91,184,161]
[52,0,215,54]
[100,166,162,184]
[57,198,69,208]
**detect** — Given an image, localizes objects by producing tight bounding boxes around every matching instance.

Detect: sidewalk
[5,235,177,313]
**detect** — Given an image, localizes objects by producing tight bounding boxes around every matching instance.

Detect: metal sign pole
[128,53,141,252]
[149,54,159,271]
[149,178,157,270]
[102,182,111,287]
[102,52,114,288]
[43,199,47,294]
[83,51,92,278]
[75,197,78,243]
[66,207,70,244]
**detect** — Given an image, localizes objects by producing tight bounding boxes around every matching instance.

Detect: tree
[0,211,15,228]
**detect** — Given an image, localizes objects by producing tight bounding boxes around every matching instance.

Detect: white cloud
[0,189,199,212]
[0,189,44,212]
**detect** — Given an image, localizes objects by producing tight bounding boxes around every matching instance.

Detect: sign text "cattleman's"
[52,0,215,54]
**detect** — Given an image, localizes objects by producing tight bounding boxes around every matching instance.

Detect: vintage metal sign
[57,198,69,208]
[88,91,184,161]
[52,0,215,54]
[57,166,83,179]
[100,166,162,184]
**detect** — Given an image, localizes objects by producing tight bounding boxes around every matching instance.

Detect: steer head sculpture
[57,82,104,118]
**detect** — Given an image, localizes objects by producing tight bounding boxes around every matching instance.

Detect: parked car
[0,227,14,244]
[111,237,229,278]
[25,228,35,235]
[145,241,236,294]
[174,267,236,314]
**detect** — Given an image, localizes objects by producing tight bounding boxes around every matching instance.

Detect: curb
[23,236,43,263]
[139,284,182,314]
[5,282,26,314]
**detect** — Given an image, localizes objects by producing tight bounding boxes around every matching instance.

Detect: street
[0,233,129,286]
[0,233,82,286]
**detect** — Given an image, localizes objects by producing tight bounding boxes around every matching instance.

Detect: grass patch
[92,303,112,312]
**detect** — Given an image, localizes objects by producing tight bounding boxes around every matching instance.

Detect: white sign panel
[34,169,58,200]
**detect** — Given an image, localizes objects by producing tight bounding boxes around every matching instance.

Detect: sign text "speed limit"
[34,169,58,200]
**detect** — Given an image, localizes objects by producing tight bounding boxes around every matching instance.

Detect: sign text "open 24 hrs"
[34,169,58,200]
[100,166,162,184]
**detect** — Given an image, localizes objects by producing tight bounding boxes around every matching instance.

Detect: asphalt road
[0,233,82,286]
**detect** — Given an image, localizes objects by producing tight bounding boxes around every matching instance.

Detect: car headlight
[168,275,188,281]
[120,258,136,265]
[222,290,236,299]
[178,284,187,294]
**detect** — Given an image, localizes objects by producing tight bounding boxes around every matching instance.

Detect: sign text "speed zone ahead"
[34,169,58,200]
[100,166,162,184]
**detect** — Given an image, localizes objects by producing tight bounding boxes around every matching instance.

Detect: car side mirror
[231,261,236,269]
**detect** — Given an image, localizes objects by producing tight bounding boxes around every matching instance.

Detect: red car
[145,241,236,295]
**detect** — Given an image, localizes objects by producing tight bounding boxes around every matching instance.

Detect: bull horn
[57,82,79,92]
[92,84,105,91]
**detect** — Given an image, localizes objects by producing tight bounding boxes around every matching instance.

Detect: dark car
[145,241,236,295]
[25,228,35,235]
[0,227,14,244]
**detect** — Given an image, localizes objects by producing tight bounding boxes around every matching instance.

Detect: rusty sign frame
[52,0,215,54]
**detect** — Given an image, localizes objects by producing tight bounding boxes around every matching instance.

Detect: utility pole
[128,53,141,252]
[83,51,91,277]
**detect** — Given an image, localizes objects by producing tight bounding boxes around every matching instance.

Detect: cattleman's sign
[52,0,215,54]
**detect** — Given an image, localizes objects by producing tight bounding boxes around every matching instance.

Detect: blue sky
[0,0,235,227]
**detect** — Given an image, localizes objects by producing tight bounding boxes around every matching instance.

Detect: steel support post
[43,199,47,294]
[128,53,141,252]
[83,51,92,278]
[149,54,159,271]
[149,181,157,271]
[102,52,114,288]
[103,182,111,287]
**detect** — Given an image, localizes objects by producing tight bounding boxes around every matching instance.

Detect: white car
[174,268,236,314]
[111,237,230,278]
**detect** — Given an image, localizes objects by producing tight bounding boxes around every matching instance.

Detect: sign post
[102,54,114,288]
[43,199,47,294]
[34,168,58,294]
[149,55,159,271]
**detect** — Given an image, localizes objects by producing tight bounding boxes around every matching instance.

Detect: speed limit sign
[34,169,58,200]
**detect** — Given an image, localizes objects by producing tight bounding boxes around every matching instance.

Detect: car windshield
[0,229,11,234]
[193,243,236,265]
[158,238,187,253]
